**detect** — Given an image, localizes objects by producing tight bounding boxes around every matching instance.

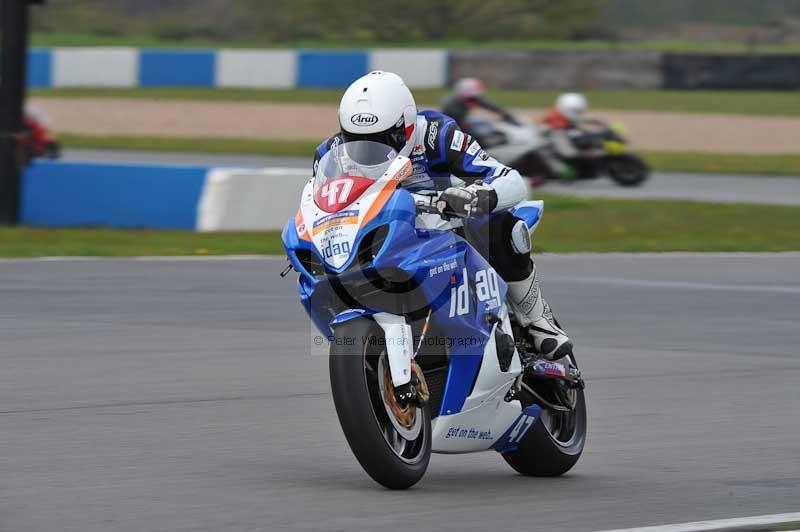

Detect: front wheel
[329,317,431,489]
[502,355,587,476]
[606,154,649,187]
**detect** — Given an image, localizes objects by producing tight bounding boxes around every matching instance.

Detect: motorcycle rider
[543,92,588,130]
[22,105,59,163]
[314,71,572,361]
[441,78,520,145]
[539,93,591,178]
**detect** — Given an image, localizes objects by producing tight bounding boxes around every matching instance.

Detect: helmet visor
[341,119,407,152]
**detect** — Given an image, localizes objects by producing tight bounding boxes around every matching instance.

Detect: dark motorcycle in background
[465,115,650,187]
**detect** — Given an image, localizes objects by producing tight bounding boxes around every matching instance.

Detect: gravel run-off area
[30,97,800,154]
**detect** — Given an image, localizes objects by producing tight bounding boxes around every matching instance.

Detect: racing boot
[506,262,573,360]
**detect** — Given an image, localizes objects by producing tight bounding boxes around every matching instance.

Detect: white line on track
[593,511,800,532]
[550,275,800,294]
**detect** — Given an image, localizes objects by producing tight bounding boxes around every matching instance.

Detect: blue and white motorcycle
[282,141,586,489]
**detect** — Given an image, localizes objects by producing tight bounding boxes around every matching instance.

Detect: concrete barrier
[25,47,800,91]
[197,167,308,231]
[216,49,297,88]
[51,47,139,88]
[369,49,449,89]
[139,49,216,88]
[21,161,310,232]
[21,160,209,229]
[27,49,52,88]
[27,47,448,89]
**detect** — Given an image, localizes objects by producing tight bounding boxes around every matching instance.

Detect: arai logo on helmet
[350,113,379,126]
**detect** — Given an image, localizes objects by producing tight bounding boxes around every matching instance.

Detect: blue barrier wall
[21,161,208,230]
[139,49,216,87]
[27,49,52,88]
[26,48,448,89]
[297,50,368,88]
[27,46,800,90]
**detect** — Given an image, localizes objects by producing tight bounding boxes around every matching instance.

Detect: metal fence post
[0,0,44,225]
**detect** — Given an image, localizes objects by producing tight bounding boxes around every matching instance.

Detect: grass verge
[59,133,800,176]
[643,152,800,176]
[0,228,284,258]
[60,133,318,158]
[32,87,800,117]
[531,194,800,253]
[2,195,798,257]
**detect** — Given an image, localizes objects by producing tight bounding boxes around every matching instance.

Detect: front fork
[372,313,414,387]
[372,312,429,405]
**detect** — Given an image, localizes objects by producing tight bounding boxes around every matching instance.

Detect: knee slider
[510,219,531,255]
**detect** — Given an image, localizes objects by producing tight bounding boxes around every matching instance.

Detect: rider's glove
[438,183,498,216]
[468,183,499,215]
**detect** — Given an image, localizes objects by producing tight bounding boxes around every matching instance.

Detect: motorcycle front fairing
[289,206,509,362]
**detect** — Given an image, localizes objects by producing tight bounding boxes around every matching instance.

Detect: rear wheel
[607,154,649,187]
[502,355,587,476]
[512,151,555,181]
[329,318,431,489]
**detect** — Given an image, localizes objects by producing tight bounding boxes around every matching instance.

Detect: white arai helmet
[338,71,417,157]
[556,92,588,123]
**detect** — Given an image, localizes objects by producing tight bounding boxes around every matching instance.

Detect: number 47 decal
[508,414,536,444]
[320,179,354,207]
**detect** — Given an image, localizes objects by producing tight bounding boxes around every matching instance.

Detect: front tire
[502,355,587,476]
[329,318,431,489]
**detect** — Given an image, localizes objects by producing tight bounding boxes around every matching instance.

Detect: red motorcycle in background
[23,106,61,162]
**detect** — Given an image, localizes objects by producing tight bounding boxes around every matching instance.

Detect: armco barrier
[21,161,310,231]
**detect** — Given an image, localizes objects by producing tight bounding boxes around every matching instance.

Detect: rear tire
[329,318,431,489]
[607,154,649,187]
[512,151,555,181]
[502,355,587,477]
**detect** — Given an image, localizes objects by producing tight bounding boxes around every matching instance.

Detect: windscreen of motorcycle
[308,141,399,269]
[314,141,397,192]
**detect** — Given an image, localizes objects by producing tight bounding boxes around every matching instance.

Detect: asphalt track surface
[64,148,800,206]
[1,254,799,532]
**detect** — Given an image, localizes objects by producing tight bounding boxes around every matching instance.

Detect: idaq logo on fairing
[449,267,501,317]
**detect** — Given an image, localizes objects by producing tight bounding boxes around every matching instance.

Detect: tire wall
[449,50,800,90]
